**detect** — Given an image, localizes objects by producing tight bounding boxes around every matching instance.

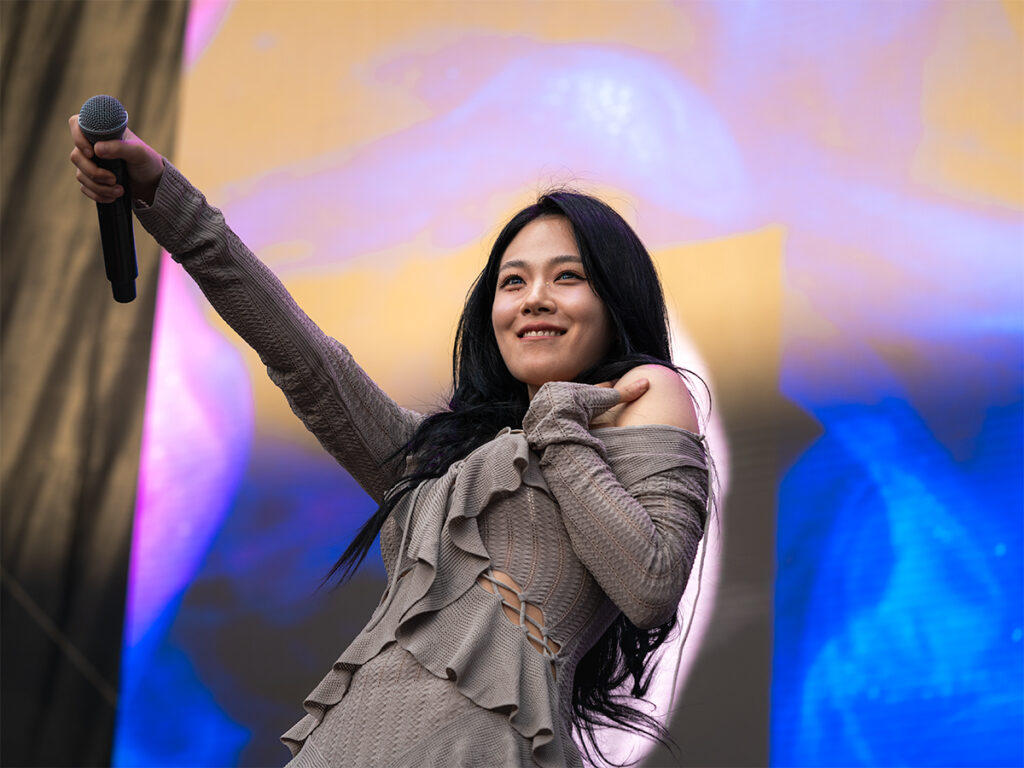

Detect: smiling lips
[517,324,566,338]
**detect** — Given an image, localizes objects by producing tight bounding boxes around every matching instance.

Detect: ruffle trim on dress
[397,586,574,767]
[283,431,577,767]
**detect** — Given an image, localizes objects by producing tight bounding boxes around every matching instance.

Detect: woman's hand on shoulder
[591,364,699,432]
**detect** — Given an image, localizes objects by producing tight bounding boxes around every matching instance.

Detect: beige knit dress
[134,162,710,768]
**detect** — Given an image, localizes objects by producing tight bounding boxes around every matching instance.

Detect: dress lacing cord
[476,568,561,663]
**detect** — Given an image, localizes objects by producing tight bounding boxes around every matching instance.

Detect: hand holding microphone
[69,95,164,302]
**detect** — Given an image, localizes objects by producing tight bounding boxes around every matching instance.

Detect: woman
[70,117,710,767]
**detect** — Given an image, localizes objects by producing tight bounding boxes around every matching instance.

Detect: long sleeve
[523,381,709,629]
[133,161,422,502]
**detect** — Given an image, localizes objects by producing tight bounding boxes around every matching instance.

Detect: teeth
[522,330,564,337]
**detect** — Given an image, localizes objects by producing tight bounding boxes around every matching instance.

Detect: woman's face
[491,215,613,397]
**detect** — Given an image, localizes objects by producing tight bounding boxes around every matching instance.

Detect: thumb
[617,377,650,404]
[92,140,125,159]
[94,137,149,165]
[94,135,158,175]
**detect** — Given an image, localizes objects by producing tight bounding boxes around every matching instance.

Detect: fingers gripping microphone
[79,95,138,303]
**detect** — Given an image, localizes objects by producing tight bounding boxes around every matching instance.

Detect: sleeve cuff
[523,381,620,454]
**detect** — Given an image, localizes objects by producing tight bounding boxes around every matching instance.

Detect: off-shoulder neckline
[591,423,705,442]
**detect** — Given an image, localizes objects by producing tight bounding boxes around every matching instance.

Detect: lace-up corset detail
[477,568,562,660]
[472,474,620,693]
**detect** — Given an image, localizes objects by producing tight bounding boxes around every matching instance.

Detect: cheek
[491,300,512,350]
[579,297,612,344]
[490,301,504,334]
[492,294,518,328]
[585,307,615,362]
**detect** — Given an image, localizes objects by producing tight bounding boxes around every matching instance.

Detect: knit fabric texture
[134,162,710,768]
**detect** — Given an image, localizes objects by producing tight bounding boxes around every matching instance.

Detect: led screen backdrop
[112,2,1022,766]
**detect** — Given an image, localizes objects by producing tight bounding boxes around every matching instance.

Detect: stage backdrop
[0,2,187,766]
[29,1,1018,766]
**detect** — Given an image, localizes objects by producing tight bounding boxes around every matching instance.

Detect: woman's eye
[556,270,586,281]
[499,275,524,288]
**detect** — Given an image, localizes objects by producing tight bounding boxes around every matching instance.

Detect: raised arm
[69,118,421,501]
[523,374,709,629]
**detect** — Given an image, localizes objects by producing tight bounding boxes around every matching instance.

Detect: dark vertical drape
[1,1,187,765]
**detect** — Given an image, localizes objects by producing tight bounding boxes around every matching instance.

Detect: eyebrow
[497,254,583,272]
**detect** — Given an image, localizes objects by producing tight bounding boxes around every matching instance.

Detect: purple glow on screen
[183,0,234,70]
[121,253,252,650]
[220,45,749,272]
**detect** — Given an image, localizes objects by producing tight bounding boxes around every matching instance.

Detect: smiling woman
[492,216,613,395]
[69,116,711,767]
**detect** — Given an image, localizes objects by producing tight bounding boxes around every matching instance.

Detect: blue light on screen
[773,398,1023,766]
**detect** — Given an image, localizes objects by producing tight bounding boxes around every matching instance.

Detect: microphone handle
[93,155,138,303]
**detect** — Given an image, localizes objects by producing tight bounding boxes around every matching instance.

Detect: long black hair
[327,188,704,763]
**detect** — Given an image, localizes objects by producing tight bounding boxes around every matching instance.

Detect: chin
[518,370,576,391]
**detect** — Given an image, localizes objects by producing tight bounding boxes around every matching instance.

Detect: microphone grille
[79,95,128,143]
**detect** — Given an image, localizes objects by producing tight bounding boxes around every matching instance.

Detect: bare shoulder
[614,364,700,432]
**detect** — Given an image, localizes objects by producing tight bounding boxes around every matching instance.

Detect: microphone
[78,95,138,303]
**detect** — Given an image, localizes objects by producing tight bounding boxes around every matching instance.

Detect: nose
[522,280,554,314]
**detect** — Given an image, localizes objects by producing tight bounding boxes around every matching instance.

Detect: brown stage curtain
[1,2,187,764]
